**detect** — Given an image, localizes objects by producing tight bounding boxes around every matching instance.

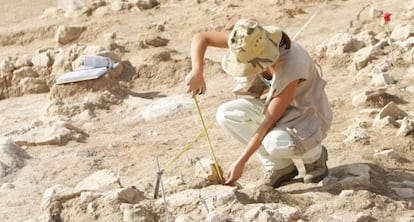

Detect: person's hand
[224,160,245,185]
[185,69,206,97]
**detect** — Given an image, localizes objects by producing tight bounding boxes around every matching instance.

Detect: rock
[373,149,402,159]
[121,203,157,222]
[18,77,49,94]
[368,7,383,18]
[199,185,237,210]
[373,116,399,128]
[374,102,407,121]
[406,85,414,93]
[0,138,30,178]
[12,67,38,80]
[351,88,391,107]
[106,187,146,203]
[0,57,15,74]
[75,169,121,191]
[373,60,392,72]
[206,210,227,222]
[339,190,355,197]
[370,73,395,87]
[111,0,125,11]
[353,45,383,70]
[138,95,193,122]
[11,117,88,146]
[157,189,198,209]
[397,116,414,136]
[138,34,169,47]
[31,52,52,67]
[0,182,15,189]
[137,0,159,10]
[344,125,370,144]
[391,24,414,41]
[319,33,365,56]
[55,25,87,45]
[14,54,33,68]
[333,164,371,187]
[194,158,223,183]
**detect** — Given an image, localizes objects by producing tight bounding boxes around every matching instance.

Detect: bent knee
[262,130,296,155]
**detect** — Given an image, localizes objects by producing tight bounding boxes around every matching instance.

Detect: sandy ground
[0,0,413,221]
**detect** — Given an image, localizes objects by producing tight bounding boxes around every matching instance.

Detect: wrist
[236,156,248,166]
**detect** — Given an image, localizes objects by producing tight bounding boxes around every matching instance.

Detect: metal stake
[154,156,170,222]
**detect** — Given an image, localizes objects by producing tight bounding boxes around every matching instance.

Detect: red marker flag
[383,12,391,23]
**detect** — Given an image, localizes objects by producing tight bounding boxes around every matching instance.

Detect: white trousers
[216,98,322,171]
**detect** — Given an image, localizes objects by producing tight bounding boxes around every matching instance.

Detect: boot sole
[272,168,299,188]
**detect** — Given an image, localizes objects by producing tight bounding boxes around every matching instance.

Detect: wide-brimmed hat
[221,19,283,77]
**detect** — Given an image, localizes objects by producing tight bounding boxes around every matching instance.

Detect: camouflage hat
[222,19,283,77]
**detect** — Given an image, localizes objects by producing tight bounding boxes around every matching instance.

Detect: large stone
[391,24,414,41]
[0,138,30,178]
[397,116,414,136]
[31,52,53,67]
[374,102,407,121]
[55,25,87,45]
[316,33,365,58]
[199,185,237,210]
[351,88,389,107]
[14,54,33,68]
[0,57,15,74]
[137,0,160,10]
[370,73,395,87]
[18,77,49,94]
[11,117,88,146]
[343,125,370,144]
[353,45,384,70]
[75,169,121,191]
[105,187,146,203]
[334,164,371,187]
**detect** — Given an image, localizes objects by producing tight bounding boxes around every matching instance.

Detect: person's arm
[225,78,300,185]
[185,31,230,97]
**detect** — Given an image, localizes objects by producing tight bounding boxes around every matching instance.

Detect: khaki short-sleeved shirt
[270,42,332,152]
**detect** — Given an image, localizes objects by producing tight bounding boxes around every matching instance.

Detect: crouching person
[185,19,333,188]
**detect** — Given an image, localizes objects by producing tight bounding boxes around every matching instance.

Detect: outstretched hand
[224,160,245,185]
[185,69,206,97]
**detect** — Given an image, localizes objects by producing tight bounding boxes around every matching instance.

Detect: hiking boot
[304,146,329,183]
[260,164,298,188]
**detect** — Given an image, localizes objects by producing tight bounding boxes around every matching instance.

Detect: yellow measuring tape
[163,119,215,169]
[192,95,224,184]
